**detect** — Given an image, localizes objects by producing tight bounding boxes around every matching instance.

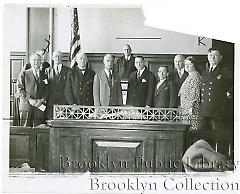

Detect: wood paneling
[10,126,50,171]
[48,120,188,173]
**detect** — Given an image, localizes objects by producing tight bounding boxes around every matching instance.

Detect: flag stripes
[70,8,81,67]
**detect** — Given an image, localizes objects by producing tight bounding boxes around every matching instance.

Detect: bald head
[174,54,185,70]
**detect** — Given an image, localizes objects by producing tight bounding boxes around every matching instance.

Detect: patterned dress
[179,71,202,130]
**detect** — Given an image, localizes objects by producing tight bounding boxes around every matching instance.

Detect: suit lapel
[156,80,167,96]
[102,71,110,88]
[30,69,38,84]
[136,69,147,84]
[58,66,66,83]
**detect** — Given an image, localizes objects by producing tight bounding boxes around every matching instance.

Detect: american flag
[70,8,81,67]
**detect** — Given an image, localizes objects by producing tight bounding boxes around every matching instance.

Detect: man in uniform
[198,48,233,132]
[65,51,95,106]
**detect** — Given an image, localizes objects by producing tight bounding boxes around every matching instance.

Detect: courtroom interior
[5,6,234,173]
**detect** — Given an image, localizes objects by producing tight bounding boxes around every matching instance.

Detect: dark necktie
[108,71,112,88]
[34,70,39,80]
[209,66,214,76]
[55,66,60,76]
[137,71,141,79]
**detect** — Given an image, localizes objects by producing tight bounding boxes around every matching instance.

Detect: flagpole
[49,7,54,67]
[70,8,81,68]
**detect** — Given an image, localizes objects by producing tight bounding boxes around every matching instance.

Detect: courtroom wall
[53,7,211,54]
[4,5,212,56]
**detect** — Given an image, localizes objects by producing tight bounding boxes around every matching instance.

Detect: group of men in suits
[17,45,233,133]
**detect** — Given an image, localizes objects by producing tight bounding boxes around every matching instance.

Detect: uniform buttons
[80,93,82,95]
[202,89,204,91]
[86,98,88,101]
[210,82,213,85]
[208,93,211,95]
[209,99,211,101]
[203,83,205,86]
[201,94,204,96]
[201,100,204,102]
[209,88,211,90]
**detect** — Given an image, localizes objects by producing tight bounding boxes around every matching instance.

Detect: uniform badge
[217,74,222,80]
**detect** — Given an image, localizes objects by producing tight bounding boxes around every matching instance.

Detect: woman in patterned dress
[179,56,202,130]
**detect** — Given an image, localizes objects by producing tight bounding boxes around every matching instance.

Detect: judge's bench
[10,105,233,173]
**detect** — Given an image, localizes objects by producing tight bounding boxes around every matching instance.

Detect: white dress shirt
[125,56,131,60]
[54,64,62,74]
[137,67,145,77]
[104,69,113,79]
[178,68,184,78]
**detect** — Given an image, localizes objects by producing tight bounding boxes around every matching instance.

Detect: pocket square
[43,79,48,84]
[142,79,147,82]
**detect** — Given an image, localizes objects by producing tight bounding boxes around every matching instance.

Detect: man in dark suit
[65,51,95,106]
[155,65,177,108]
[114,44,137,80]
[198,48,233,132]
[127,56,155,107]
[16,53,48,127]
[45,51,70,119]
[170,54,188,106]
[93,54,122,106]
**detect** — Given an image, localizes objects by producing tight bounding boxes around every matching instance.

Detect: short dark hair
[135,56,144,61]
[208,47,222,55]
[158,64,169,72]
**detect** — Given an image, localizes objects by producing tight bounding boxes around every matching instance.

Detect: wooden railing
[53,105,191,124]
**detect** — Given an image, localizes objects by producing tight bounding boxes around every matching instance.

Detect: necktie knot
[137,71,141,79]
[55,65,60,75]
[34,70,39,79]
[209,66,213,72]
[109,70,112,79]
[178,70,182,78]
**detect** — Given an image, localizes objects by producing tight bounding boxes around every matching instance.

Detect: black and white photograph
[1,1,240,193]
